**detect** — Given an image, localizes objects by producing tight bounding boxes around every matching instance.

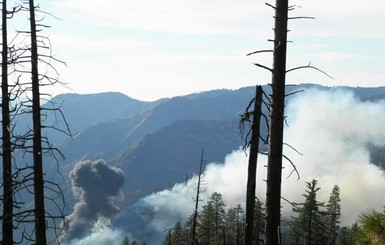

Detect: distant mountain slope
[55,88,258,165]
[117,92,256,145]
[38,84,385,150]
[25,84,385,208]
[43,92,161,143]
[115,118,247,193]
[337,86,385,101]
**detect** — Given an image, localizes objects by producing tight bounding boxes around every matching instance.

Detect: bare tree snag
[191,147,205,245]
[2,0,14,243]
[265,0,289,244]
[245,85,263,244]
[29,0,47,243]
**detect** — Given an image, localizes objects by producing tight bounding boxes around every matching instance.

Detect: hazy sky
[34,0,385,101]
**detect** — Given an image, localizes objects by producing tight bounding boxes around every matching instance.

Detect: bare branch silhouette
[287,62,334,79]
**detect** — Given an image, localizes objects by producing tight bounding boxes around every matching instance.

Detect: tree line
[162,192,264,245]
[161,179,385,245]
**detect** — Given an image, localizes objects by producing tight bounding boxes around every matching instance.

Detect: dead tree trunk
[191,148,205,245]
[265,0,289,244]
[29,0,47,243]
[245,85,263,244]
[1,0,14,243]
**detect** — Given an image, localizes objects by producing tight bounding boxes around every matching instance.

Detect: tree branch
[286,62,334,79]
[253,62,273,72]
[246,49,273,56]
[283,154,300,180]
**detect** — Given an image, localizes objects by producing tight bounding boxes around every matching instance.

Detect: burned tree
[240,85,264,244]
[246,1,290,243]
[191,148,206,245]
[28,0,47,243]
[0,0,69,243]
[24,1,69,242]
[264,0,289,244]
[248,1,331,244]
[2,0,13,244]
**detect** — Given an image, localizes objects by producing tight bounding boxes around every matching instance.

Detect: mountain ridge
[41,83,385,207]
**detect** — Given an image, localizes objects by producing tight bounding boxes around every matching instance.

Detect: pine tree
[225,204,245,245]
[172,221,185,245]
[287,218,303,245]
[337,224,359,245]
[290,179,326,245]
[253,199,265,244]
[163,229,172,245]
[357,209,385,244]
[326,185,341,245]
[198,192,226,244]
[211,192,226,244]
[184,215,194,244]
[198,201,216,244]
[121,236,130,245]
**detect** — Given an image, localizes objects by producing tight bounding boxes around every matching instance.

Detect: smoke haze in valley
[71,88,385,244]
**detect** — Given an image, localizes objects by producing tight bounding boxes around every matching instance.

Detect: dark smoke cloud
[59,159,124,244]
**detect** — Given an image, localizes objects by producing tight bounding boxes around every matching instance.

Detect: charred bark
[2,0,14,243]
[29,0,47,243]
[265,0,289,244]
[191,148,205,245]
[245,85,263,244]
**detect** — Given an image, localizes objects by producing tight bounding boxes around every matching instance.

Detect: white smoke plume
[281,88,385,224]
[112,151,254,244]
[72,88,385,244]
[67,228,124,245]
[59,159,125,244]
[118,88,385,243]
[68,218,125,245]
[141,151,251,230]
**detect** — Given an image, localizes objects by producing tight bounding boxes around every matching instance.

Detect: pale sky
[31,0,385,101]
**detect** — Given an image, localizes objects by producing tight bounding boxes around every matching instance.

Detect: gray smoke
[59,159,124,244]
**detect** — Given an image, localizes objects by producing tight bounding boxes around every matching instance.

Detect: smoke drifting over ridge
[59,159,124,244]
[121,88,385,243]
[73,88,385,244]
